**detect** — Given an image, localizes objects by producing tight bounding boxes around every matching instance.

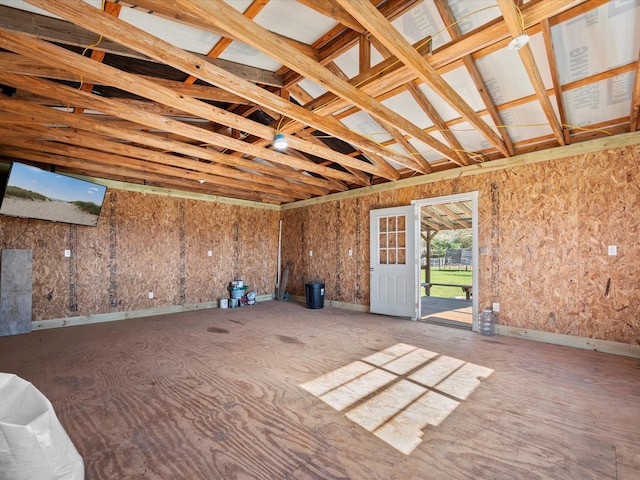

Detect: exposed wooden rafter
[0,28,379,183]
[0,0,631,205]
[0,4,283,87]
[23,0,418,178]
[498,0,565,146]
[335,0,507,158]
[171,0,462,165]
[433,0,515,158]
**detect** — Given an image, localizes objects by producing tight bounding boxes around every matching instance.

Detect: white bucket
[219,298,228,309]
[230,298,238,308]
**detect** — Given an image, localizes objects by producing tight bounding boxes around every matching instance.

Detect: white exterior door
[370,205,417,318]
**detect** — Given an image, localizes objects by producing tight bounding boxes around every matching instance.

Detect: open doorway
[412,193,478,329]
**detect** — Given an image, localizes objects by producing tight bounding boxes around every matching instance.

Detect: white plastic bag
[0,373,84,480]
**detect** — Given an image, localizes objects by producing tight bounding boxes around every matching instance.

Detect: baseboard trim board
[286,295,370,312]
[32,294,275,330]
[32,300,640,359]
[294,299,639,358]
[498,325,640,358]
[326,299,370,312]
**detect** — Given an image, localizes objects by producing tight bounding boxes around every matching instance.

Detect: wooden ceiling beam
[304,1,588,162]
[335,0,507,158]
[74,1,122,115]
[359,34,371,74]
[498,0,565,146]
[0,4,283,88]
[304,0,587,121]
[434,0,515,158]
[428,1,587,71]
[0,147,294,204]
[170,0,461,166]
[315,0,421,66]
[0,132,302,202]
[385,128,433,174]
[541,18,570,144]
[0,53,253,105]
[301,59,400,178]
[290,131,372,186]
[295,0,364,33]
[123,0,318,60]
[0,31,374,185]
[23,0,409,180]
[2,120,320,198]
[302,39,434,118]
[405,82,468,167]
[0,71,355,188]
[183,0,271,86]
[280,0,419,83]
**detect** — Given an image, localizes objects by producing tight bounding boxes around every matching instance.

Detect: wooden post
[425,229,431,296]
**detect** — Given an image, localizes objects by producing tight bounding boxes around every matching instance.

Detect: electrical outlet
[148,292,154,299]
[348,248,352,256]
[309,250,313,257]
[207,250,212,257]
[608,245,617,256]
[480,246,488,254]
[492,302,500,312]
[64,250,71,257]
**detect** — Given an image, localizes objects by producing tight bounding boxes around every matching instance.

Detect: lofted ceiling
[0,0,638,205]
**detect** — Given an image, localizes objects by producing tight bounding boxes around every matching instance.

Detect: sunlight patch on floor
[300,343,493,455]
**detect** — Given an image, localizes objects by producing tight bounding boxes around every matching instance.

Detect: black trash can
[305,281,325,309]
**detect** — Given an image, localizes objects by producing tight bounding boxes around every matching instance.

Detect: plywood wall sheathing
[282,145,640,345]
[1,190,278,320]
[0,144,638,345]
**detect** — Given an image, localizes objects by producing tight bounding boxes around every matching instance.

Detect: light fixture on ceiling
[198,179,205,184]
[508,34,530,50]
[273,132,287,150]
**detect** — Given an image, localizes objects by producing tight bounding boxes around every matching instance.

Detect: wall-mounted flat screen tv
[0,162,107,227]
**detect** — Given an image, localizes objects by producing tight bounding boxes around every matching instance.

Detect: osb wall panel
[114,191,182,311]
[183,198,224,304]
[282,145,640,345]
[306,202,339,297]
[182,201,278,302]
[577,147,640,343]
[337,196,365,304]
[496,161,581,334]
[1,216,73,320]
[0,189,276,321]
[234,206,279,297]
[279,210,303,297]
[280,201,337,298]
[72,204,111,315]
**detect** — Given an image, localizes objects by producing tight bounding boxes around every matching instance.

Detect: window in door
[378,214,406,265]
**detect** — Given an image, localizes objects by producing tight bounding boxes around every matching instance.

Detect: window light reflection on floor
[300,343,493,455]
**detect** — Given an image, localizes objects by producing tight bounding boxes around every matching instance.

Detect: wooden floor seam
[0,301,638,479]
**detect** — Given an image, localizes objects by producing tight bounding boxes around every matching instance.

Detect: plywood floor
[0,301,639,479]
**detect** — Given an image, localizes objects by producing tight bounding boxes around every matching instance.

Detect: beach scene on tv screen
[0,162,107,226]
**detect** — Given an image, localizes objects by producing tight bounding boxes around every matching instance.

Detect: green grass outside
[421,267,472,298]
[5,185,49,202]
[71,200,102,215]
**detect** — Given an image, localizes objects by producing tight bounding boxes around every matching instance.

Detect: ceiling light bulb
[198,179,205,184]
[273,132,287,150]
[508,34,530,50]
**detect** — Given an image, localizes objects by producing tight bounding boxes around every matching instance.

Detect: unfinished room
[0,0,638,479]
